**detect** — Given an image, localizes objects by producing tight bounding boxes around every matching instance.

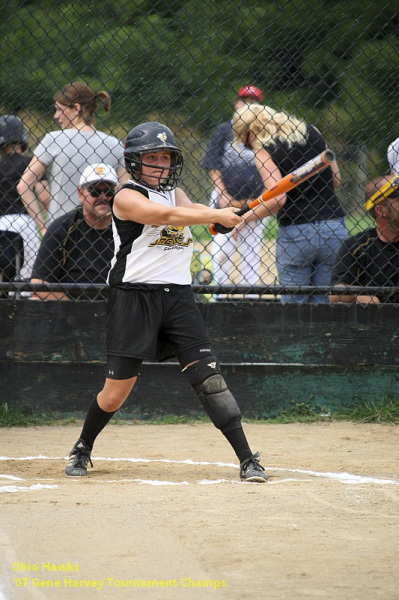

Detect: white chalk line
[0,472,59,494]
[268,466,399,486]
[1,455,398,489]
[0,484,59,494]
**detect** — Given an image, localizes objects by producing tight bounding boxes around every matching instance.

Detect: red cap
[237,85,262,102]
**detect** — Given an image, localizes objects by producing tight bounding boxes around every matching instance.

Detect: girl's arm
[113,187,244,229]
[17,157,48,236]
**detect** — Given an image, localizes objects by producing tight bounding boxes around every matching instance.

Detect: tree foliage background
[1,0,399,208]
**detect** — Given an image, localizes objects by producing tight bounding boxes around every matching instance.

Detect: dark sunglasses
[85,185,115,198]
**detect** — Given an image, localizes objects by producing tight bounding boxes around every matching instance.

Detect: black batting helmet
[124,122,183,190]
[0,115,28,151]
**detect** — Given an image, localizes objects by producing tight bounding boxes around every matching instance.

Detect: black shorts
[106,285,213,378]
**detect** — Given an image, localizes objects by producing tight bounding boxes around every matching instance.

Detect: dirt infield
[1,422,398,600]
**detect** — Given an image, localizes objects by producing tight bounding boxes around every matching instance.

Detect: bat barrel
[323,149,335,164]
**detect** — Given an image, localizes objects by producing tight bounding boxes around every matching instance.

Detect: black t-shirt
[201,120,264,200]
[0,153,32,215]
[31,207,114,299]
[267,125,345,226]
[331,227,399,303]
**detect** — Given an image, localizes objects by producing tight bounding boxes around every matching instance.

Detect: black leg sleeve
[79,398,116,450]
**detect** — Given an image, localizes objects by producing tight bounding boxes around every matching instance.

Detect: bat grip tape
[210,203,252,235]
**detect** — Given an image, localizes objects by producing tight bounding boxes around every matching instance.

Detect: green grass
[110,414,209,426]
[2,398,399,427]
[260,396,399,424]
[144,414,209,425]
[333,396,399,424]
[0,403,78,427]
[0,403,50,427]
[261,400,332,424]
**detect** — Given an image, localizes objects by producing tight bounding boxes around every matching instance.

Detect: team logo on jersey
[157,132,168,143]
[149,225,193,248]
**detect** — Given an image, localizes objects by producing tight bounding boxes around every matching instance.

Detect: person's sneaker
[65,439,93,477]
[240,452,268,482]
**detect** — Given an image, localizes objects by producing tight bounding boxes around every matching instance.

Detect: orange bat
[209,149,335,235]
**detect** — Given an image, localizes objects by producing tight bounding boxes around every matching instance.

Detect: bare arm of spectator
[229,147,285,240]
[34,178,50,214]
[312,125,341,189]
[30,278,70,301]
[330,159,341,189]
[208,168,234,208]
[17,156,48,236]
[329,285,380,304]
[234,148,286,226]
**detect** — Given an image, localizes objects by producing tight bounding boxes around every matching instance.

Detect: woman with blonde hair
[232,104,346,303]
[18,81,127,238]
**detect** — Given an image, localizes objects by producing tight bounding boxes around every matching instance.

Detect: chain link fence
[1,1,399,303]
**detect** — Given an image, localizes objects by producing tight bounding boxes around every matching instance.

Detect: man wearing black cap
[330,175,399,304]
[201,86,268,298]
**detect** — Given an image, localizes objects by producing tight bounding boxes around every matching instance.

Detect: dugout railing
[1,282,399,300]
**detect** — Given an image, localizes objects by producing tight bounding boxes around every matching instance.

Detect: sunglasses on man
[85,184,115,198]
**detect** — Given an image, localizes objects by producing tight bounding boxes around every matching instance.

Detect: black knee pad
[184,356,242,432]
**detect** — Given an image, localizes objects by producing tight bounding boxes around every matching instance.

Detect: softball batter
[65,121,268,483]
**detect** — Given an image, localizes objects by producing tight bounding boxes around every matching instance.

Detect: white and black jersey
[106,180,212,367]
[108,181,194,286]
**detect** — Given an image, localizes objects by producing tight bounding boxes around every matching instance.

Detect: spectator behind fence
[232,103,347,303]
[387,136,399,175]
[201,86,269,297]
[17,81,128,238]
[30,163,116,301]
[330,176,399,304]
[0,115,49,280]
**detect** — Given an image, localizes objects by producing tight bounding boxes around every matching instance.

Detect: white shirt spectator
[387,137,399,175]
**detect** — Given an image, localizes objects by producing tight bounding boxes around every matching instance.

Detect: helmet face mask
[124,122,183,190]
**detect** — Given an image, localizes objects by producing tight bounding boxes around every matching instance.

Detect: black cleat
[65,439,93,477]
[240,452,268,482]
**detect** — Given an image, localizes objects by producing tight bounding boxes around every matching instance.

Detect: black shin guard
[184,356,242,433]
